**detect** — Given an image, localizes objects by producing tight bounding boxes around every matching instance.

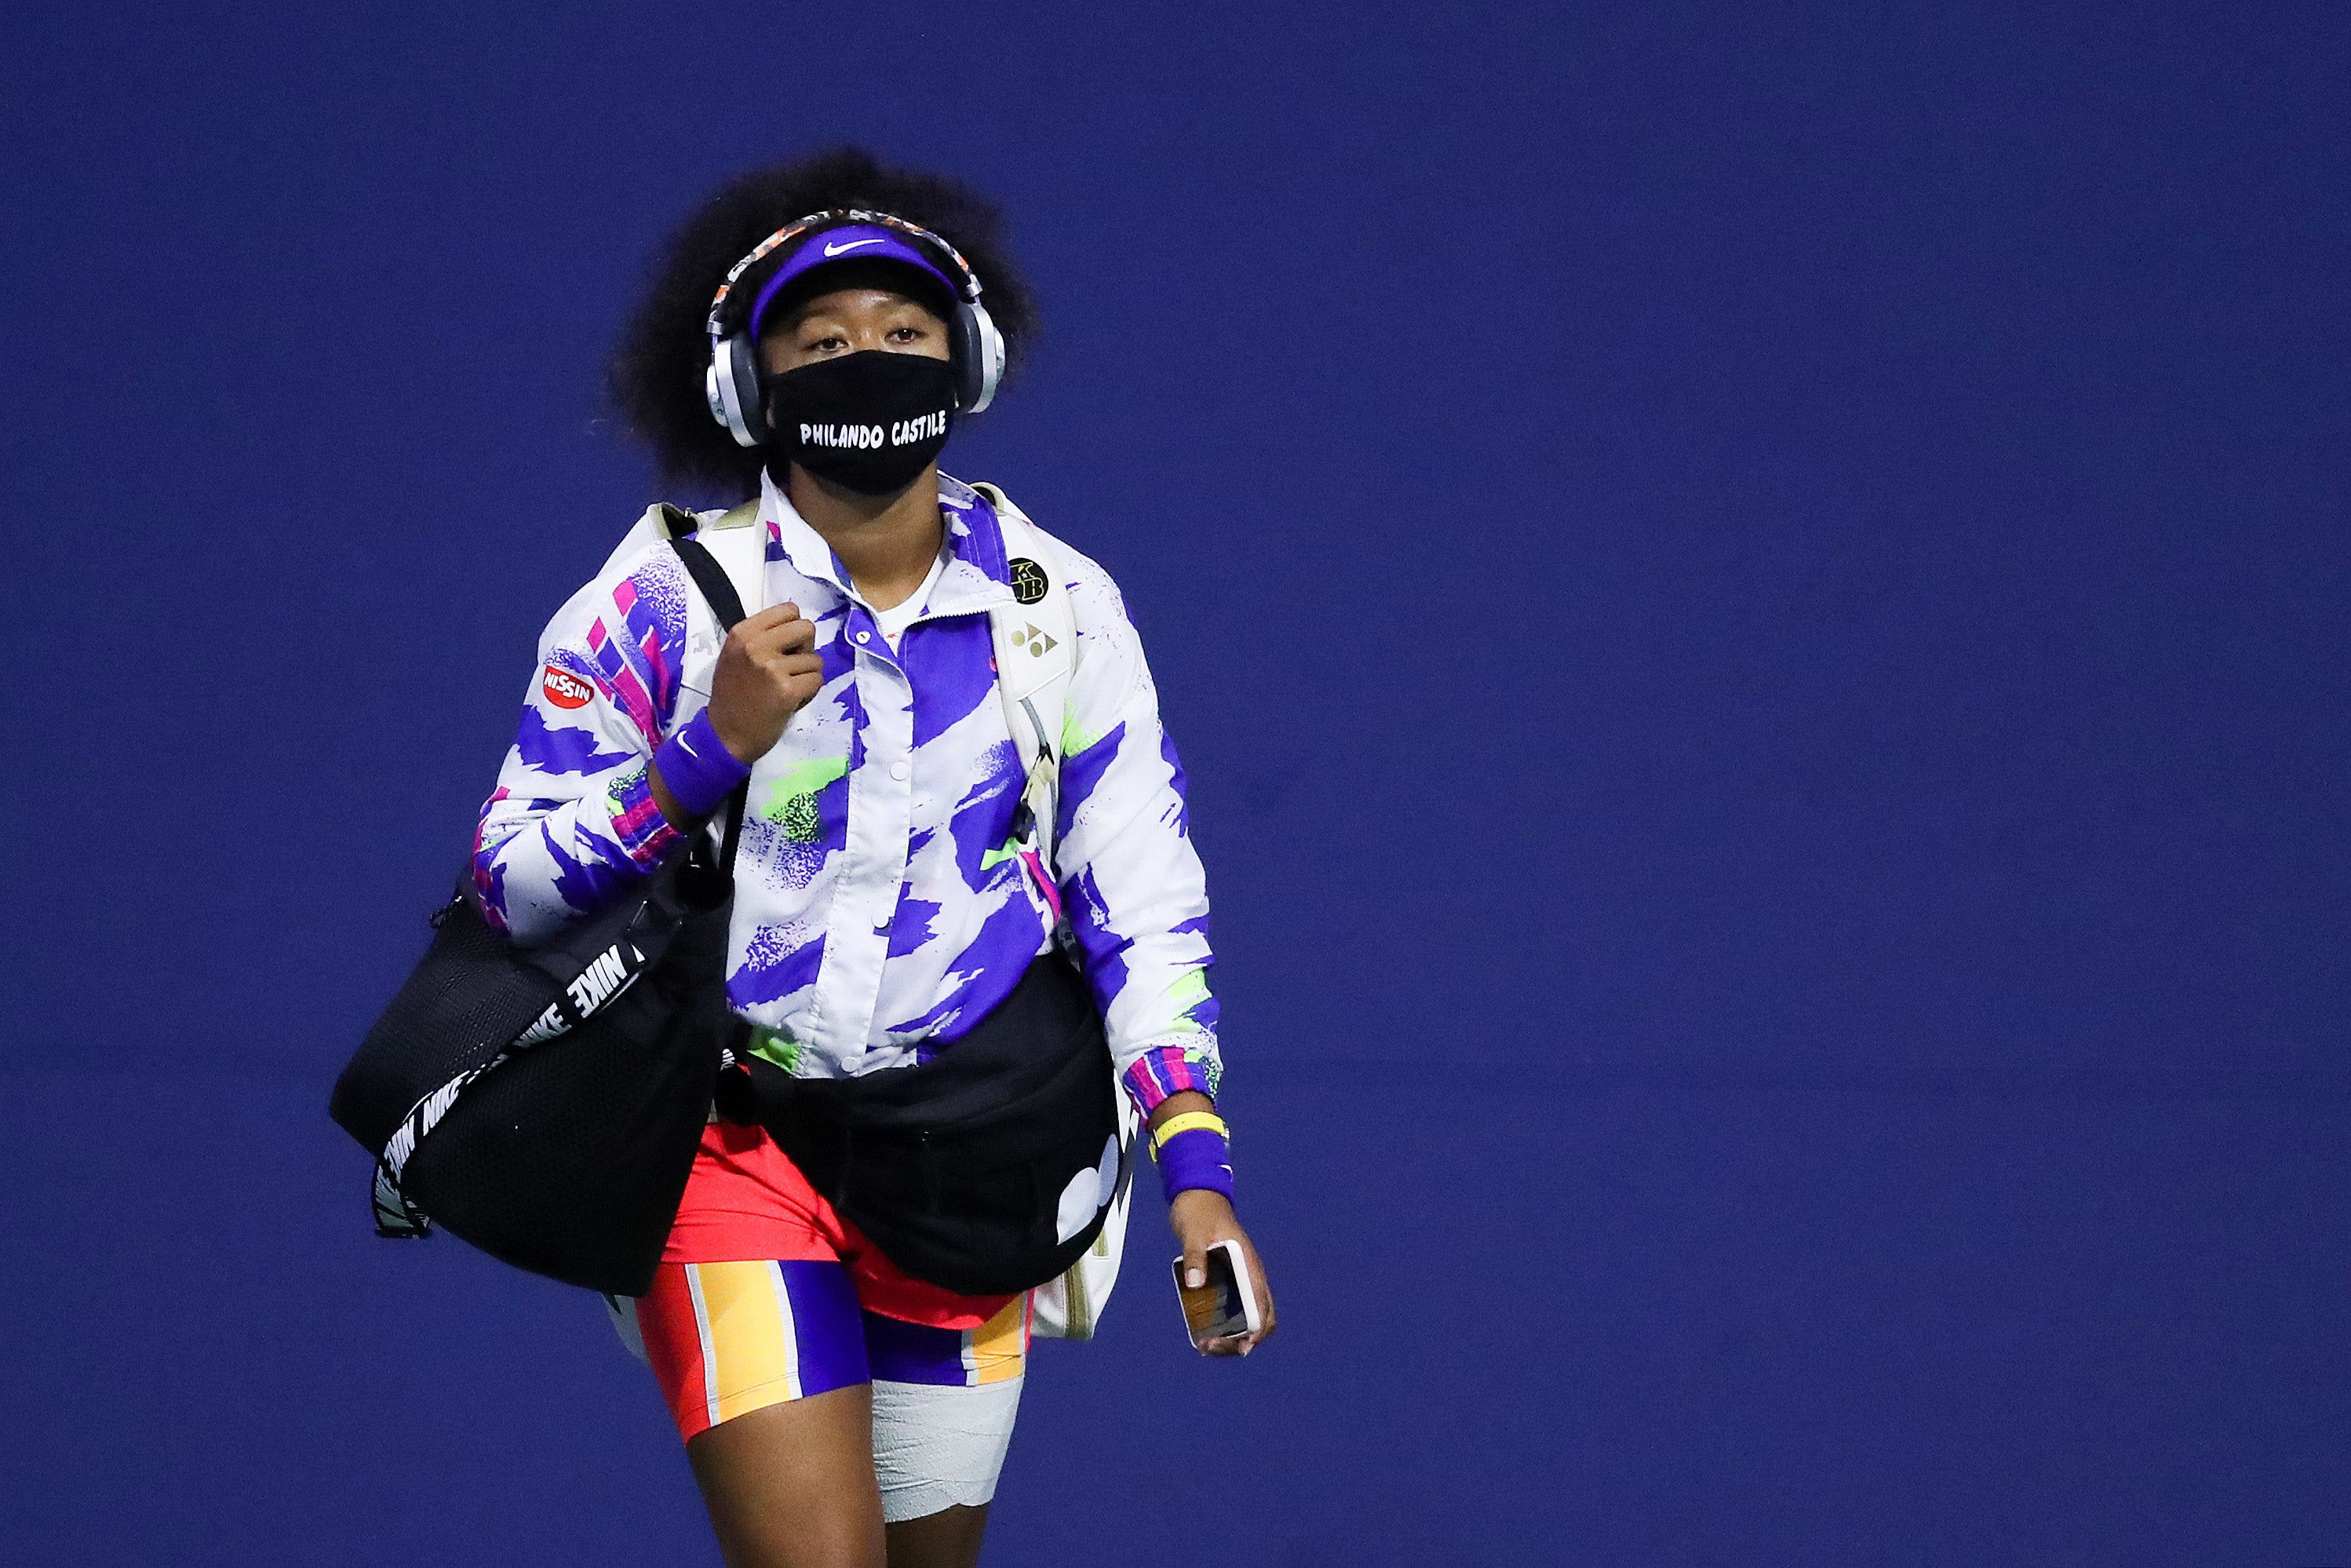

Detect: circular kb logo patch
[1009,557,1049,605]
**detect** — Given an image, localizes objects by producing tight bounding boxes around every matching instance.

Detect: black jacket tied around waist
[714,954,1123,1298]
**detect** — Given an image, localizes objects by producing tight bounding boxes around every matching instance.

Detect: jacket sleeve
[1051,549,1223,1114]
[472,543,715,946]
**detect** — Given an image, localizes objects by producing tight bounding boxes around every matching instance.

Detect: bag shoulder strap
[971,482,1078,870]
[663,504,764,868]
[665,501,764,619]
[668,534,747,629]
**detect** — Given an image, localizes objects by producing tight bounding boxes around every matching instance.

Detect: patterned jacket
[472,472,1221,1115]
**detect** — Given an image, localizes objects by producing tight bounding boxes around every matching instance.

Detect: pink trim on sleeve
[611,766,684,866]
[1121,1045,1218,1114]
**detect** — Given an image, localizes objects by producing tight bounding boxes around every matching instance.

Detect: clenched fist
[707,602,822,763]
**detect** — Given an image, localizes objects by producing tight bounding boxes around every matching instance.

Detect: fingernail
[1186,1268,1205,1288]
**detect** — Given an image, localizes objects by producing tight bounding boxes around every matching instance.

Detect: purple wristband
[652,707,752,819]
[1156,1128,1236,1206]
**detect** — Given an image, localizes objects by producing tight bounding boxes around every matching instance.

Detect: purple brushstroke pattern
[1053,720,1126,844]
[905,614,997,746]
[538,815,646,914]
[1160,729,1192,837]
[888,891,1043,1044]
[732,927,828,1009]
[886,891,943,958]
[513,706,633,775]
[942,487,1008,582]
[1062,864,1130,1019]
[469,789,515,931]
[946,745,1025,894]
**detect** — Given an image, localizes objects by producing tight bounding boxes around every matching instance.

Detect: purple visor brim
[745,226,960,341]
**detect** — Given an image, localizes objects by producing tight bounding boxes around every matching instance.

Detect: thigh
[631,1260,872,1441]
[631,1259,884,1568]
[884,1501,990,1568]
[689,1385,885,1568]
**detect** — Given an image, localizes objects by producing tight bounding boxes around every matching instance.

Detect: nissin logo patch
[541,665,594,709]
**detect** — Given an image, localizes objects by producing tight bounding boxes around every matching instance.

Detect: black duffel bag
[714,953,1126,1298]
[327,534,750,1299]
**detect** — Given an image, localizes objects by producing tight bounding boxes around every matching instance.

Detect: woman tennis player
[468,146,1273,1567]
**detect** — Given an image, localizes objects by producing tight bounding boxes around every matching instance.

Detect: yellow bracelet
[1150,1110,1228,1158]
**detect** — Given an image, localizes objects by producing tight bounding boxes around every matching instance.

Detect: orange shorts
[662,1118,1017,1329]
[611,1121,1029,1443]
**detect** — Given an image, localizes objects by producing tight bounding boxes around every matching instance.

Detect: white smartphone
[1172,1238,1263,1349]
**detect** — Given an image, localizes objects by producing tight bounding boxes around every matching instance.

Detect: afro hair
[609,146,1038,501]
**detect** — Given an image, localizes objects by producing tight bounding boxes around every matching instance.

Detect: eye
[805,333,847,355]
[887,325,924,343]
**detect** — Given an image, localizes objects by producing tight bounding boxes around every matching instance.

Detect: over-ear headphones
[703,208,1006,448]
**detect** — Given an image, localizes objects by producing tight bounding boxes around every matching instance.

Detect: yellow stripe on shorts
[685,1260,804,1426]
[967,1293,1030,1386]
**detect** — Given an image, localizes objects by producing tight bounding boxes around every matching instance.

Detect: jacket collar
[756,469,1015,619]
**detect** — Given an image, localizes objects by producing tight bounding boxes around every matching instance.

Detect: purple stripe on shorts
[861,1311,973,1387]
[778,1261,870,1396]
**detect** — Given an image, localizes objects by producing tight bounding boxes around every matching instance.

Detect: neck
[784,462,945,611]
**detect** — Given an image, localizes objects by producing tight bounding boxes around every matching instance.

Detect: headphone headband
[705,209,984,350]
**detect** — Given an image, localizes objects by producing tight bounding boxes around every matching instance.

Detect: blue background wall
[5,4,2346,1563]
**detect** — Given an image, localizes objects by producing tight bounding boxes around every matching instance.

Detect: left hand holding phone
[1170,1189,1277,1356]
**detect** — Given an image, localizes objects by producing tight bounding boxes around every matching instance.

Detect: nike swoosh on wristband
[823,237,886,257]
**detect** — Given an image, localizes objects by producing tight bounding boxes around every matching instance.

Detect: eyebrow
[783,294,938,331]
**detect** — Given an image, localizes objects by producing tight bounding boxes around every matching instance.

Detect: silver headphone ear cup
[950,305,985,411]
[961,302,1004,414]
[731,336,768,446]
[709,335,765,447]
[705,361,731,433]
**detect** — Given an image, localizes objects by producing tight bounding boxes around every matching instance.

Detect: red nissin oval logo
[541,665,594,709]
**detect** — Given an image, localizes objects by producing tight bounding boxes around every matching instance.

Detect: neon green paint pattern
[604,762,650,815]
[762,756,851,841]
[1165,968,1212,1009]
[746,1026,800,1074]
[1061,706,1110,762]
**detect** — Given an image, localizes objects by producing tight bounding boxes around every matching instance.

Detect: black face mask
[762,351,957,496]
